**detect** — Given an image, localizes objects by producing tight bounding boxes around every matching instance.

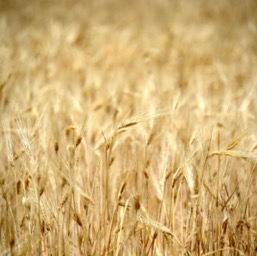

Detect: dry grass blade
[137,206,182,246]
[118,121,139,130]
[225,130,250,150]
[16,117,31,156]
[71,207,83,227]
[172,152,197,187]
[202,247,245,256]
[209,150,257,160]
[96,110,171,150]
[56,167,94,205]
[184,165,198,197]
[58,186,72,209]
[74,184,94,205]
[203,181,219,204]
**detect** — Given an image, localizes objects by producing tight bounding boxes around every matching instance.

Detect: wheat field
[1,0,257,255]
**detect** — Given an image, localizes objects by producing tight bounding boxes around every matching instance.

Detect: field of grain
[1,0,257,255]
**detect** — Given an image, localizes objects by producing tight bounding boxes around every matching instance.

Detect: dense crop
[1,1,257,255]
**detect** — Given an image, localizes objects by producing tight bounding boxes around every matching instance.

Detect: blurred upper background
[0,0,257,115]
[1,0,256,78]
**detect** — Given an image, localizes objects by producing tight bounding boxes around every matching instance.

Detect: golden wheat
[1,0,257,255]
